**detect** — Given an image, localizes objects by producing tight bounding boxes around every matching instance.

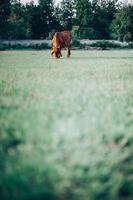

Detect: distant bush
[32,43,50,50]
[72,39,81,47]
[80,27,98,39]
[0,42,50,50]
[0,43,7,50]
[71,40,133,49]
[89,40,121,49]
[1,40,133,51]
[127,42,133,49]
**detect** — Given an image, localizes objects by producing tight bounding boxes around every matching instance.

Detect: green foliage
[7,19,29,39]
[127,42,133,48]
[71,38,81,47]
[6,0,32,39]
[0,50,133,200]
[111,5,133,41]
[32,43,50,49]
[0,0,133,40]
[37,0,55,38]
[0,0,11,39]
[0,42,50,50]
[0,44,7,50]
[71,25,79,38]
[75,0,118,39]
[59,0,75,30]
[89,40,121,48]
[89,40,133,49]
[1,40,133,50]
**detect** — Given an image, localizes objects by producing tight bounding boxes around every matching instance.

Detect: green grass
[0,50,133,200]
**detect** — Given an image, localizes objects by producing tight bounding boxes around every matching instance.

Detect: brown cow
[51,31,71,58]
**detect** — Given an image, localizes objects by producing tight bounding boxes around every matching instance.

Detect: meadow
[0,50,133,200]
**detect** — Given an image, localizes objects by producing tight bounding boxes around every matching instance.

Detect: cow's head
[51,32,62,58]
[51,46,61,58]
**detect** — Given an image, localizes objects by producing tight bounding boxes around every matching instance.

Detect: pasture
[0,50,133,200]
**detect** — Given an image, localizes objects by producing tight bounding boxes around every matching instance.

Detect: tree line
[0,0,133,41]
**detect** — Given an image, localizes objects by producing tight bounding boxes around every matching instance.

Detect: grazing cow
[51,31,71,58]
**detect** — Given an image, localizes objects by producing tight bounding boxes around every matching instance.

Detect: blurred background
[0,0,133,41]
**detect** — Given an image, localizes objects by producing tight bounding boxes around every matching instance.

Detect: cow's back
[59,31,71,47]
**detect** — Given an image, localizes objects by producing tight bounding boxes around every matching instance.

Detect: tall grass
[0,50,133,200]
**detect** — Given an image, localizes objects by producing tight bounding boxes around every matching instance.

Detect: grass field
[0,50,133,200]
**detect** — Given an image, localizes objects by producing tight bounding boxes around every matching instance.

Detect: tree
[36,0,55,38]
[75,0,93,38]
[28,4,43,39]
[111,5,133,41]
[52,4,63,32]
[0,0,11,39]
[59,0,74,30]
[97,0,118,39]
[74,0,118,39]
[7,0,31,39]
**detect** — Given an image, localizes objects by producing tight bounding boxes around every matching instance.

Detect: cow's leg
[67,47,71,58]
[51,48,54,57]
[59,47,62,57]
[60,50,62,57]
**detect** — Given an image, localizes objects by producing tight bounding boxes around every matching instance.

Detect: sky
[21,0,38,4]
[20,0,61,5]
